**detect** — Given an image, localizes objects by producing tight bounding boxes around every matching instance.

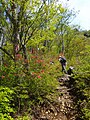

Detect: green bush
[0,53,59,118]
[74,69,90,119]
[0,87,14,120]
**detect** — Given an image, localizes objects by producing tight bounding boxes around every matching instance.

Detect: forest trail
[32,74,78,120]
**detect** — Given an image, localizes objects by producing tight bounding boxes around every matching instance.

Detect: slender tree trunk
[22,44,28,71]
[11,0,20,66]
[61,24,64,55]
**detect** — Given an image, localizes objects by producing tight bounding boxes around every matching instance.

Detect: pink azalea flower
[1,75,5,79]
[41,70,44,73]
[37,75,41,79]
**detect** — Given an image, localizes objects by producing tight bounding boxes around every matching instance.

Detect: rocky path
[56,74,77,120]
[32,74,78,120]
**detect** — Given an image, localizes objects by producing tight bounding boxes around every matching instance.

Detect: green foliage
[64,28,90,119]
[0,87,14,120]
[0,51,60,119]
[82,108,90,120]
[2,0,90,119]
[0,0,75,63]
[16,114,32,120]
[26,53,59,105]
[69,75,89,120]
[73,67,90,119]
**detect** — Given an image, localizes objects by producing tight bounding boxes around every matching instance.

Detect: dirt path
[32,74,78,120]
[56,74,77,120]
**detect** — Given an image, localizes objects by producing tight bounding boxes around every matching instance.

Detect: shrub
[0,87,14,120]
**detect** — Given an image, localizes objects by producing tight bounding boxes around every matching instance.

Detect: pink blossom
[1,75,5,79]
[37,75,41,79]
[41,70,44,73]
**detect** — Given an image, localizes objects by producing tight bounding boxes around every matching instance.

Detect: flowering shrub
[0,51,60,118]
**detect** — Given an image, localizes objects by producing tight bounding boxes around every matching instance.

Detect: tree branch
[0,47,14,60]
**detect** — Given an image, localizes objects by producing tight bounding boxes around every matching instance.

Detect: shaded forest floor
[32,74,79,120]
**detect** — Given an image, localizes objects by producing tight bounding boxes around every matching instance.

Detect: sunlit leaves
[0,86,14,119]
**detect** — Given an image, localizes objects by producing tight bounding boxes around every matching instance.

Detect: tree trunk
[22,44,28,71]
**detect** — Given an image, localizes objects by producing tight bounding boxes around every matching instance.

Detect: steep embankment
[32,74,78,120]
